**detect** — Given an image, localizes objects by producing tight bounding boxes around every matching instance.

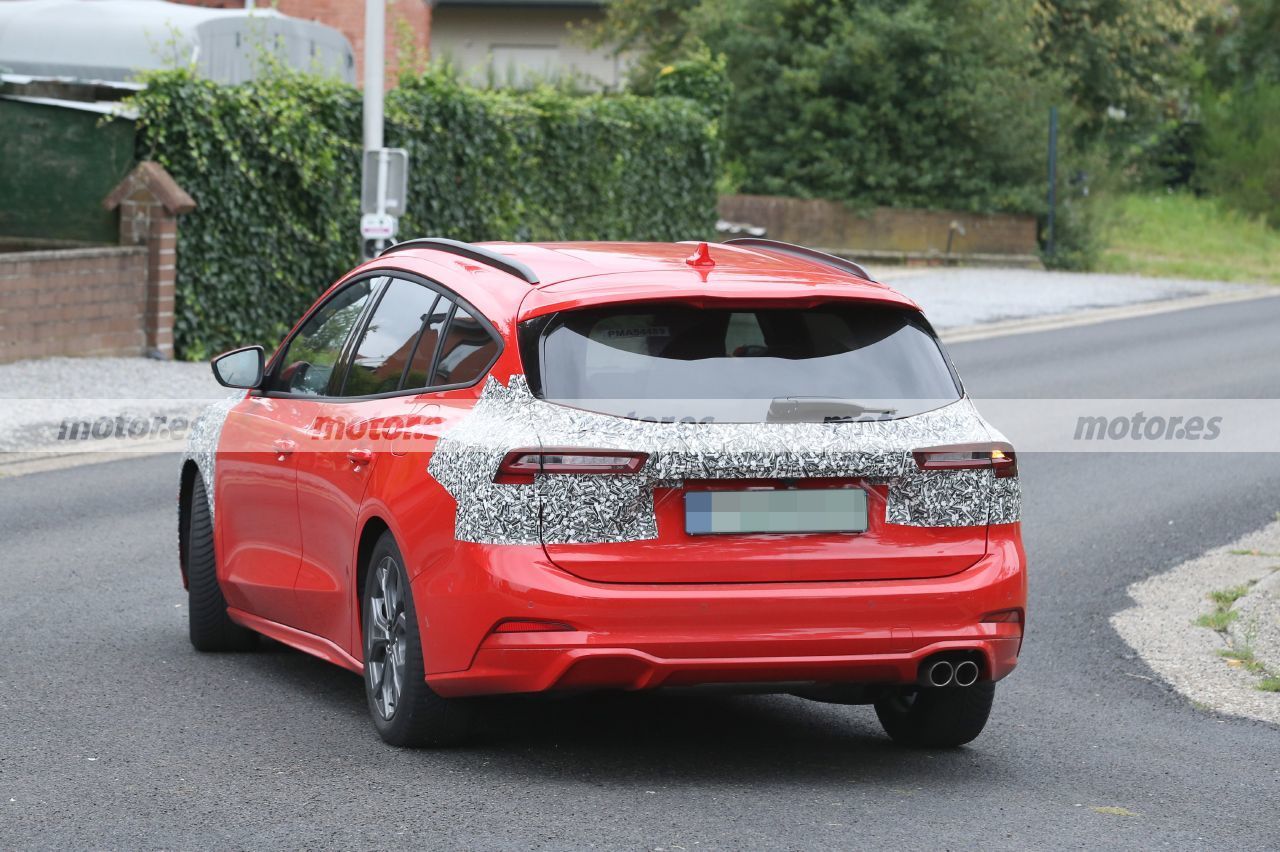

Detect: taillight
[495,448,648,483]
[913,443,1017,478]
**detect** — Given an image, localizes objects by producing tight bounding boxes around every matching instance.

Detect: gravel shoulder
[1112,518,1280,725]
[0,357,225,456]
[874,267,1263,329]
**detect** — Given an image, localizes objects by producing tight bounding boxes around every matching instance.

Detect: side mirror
[211,345,265,390]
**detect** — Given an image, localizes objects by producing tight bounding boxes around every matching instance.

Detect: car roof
[370,240,920,322]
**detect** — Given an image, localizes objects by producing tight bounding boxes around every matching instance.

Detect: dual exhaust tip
[922,657,981,688]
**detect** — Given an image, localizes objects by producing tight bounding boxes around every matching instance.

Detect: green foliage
[1043,195,1104,270]
[1030,0,1206,150]
[1197,0,1280,91]
[653,49,731,119]
[1198,83,1280,229]
[131,68,718,358]
[1188,1,1280,230]
[581,0,704,93]
[597,0,1059,214]
[712,0,1058,212]
[1097,192,1280,284]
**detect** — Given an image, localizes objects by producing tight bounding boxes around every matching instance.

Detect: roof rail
[723,238,871,281]
[380,237,540,285]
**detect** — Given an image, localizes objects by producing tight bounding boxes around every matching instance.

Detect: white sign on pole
[360,213,398,240]
[360,148,409,217]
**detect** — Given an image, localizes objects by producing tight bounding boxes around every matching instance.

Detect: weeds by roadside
[1218,646,1266,674]
[1197,579,1280,693]
[1195,582,1252,630]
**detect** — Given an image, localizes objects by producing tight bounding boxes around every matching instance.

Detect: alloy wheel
[366,555,408,720]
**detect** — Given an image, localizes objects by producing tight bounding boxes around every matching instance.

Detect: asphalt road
[3,297,1280,849]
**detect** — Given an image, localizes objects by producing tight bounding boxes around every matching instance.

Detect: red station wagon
[180,238,1026,748]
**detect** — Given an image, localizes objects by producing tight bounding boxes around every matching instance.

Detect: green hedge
[130,69,719,359]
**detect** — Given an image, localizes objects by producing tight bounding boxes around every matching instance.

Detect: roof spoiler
[723,238,871,281]
[380,237,540,285]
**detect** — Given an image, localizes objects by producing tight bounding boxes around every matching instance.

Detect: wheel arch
[354,515,392,639]
[178,460,201,588]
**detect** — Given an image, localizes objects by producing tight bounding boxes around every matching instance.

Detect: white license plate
[684,488,868,535]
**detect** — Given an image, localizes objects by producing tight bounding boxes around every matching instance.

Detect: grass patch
[1196,610,1238,631]
[1209,584,1253,607]
[1218,647,1267,675]
[1229,549,1280,557]
[1195,582,1253,632]
[1215,639,1280,693]
[1096,193,1280,284]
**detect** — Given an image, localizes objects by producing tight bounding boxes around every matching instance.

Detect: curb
[1112,518,1280,726]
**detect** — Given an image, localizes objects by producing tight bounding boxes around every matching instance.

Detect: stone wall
[719,195,1039,263]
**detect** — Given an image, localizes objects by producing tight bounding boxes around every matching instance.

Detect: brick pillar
[103,162,196,359]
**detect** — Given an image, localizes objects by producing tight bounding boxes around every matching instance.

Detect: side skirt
[227,607,364,675]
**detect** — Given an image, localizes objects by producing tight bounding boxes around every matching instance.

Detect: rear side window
[527,302,961,423]
[342,279,439,396]
[432,306,499,387]
[402,295,451,390]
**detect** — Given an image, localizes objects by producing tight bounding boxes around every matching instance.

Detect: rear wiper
[767,397,898,423]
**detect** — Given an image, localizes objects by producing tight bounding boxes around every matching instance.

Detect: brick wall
[0,247,149,362]
[0,162,194,365]
[173,0,432,86]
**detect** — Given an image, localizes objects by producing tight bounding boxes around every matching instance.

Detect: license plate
[684,488,868,535]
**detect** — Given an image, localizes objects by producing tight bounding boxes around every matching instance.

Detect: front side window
[275,279,377,396]
[527,302,961,422]
[342,279,440,397]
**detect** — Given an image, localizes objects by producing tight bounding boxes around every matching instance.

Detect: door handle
[273,438,296,458]
[346,448,374,466]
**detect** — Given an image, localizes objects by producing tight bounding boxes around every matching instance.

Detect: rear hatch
[520,300,990,584]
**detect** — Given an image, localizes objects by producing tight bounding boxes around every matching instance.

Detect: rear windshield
[525,302,962,423]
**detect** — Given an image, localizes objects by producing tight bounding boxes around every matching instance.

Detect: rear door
[526,301,990,584]
[292,276,444,646]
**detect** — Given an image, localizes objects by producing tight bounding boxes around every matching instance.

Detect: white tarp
[0,0,355,84]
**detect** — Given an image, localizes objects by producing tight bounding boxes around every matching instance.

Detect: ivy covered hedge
[130,70,719,359]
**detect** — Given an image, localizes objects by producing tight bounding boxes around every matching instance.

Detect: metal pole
[1046,105,1058,257]
[361,0,386,257]
[363,0,385,154]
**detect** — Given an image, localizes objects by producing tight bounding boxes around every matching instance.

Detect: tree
[594,0,1059,213]
[1029,0,1209,148]
[1195,0,1280,227]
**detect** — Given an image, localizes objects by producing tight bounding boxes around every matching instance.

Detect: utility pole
[363,0,384,153]
[359,0,408,259]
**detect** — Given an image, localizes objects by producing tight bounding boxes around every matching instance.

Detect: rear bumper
[429,636,1022,697]
[418,526,1026,698]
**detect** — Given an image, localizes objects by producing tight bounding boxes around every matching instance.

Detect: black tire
[363,531,471,747]
[873,682,995,748]
[186,476,257,652]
